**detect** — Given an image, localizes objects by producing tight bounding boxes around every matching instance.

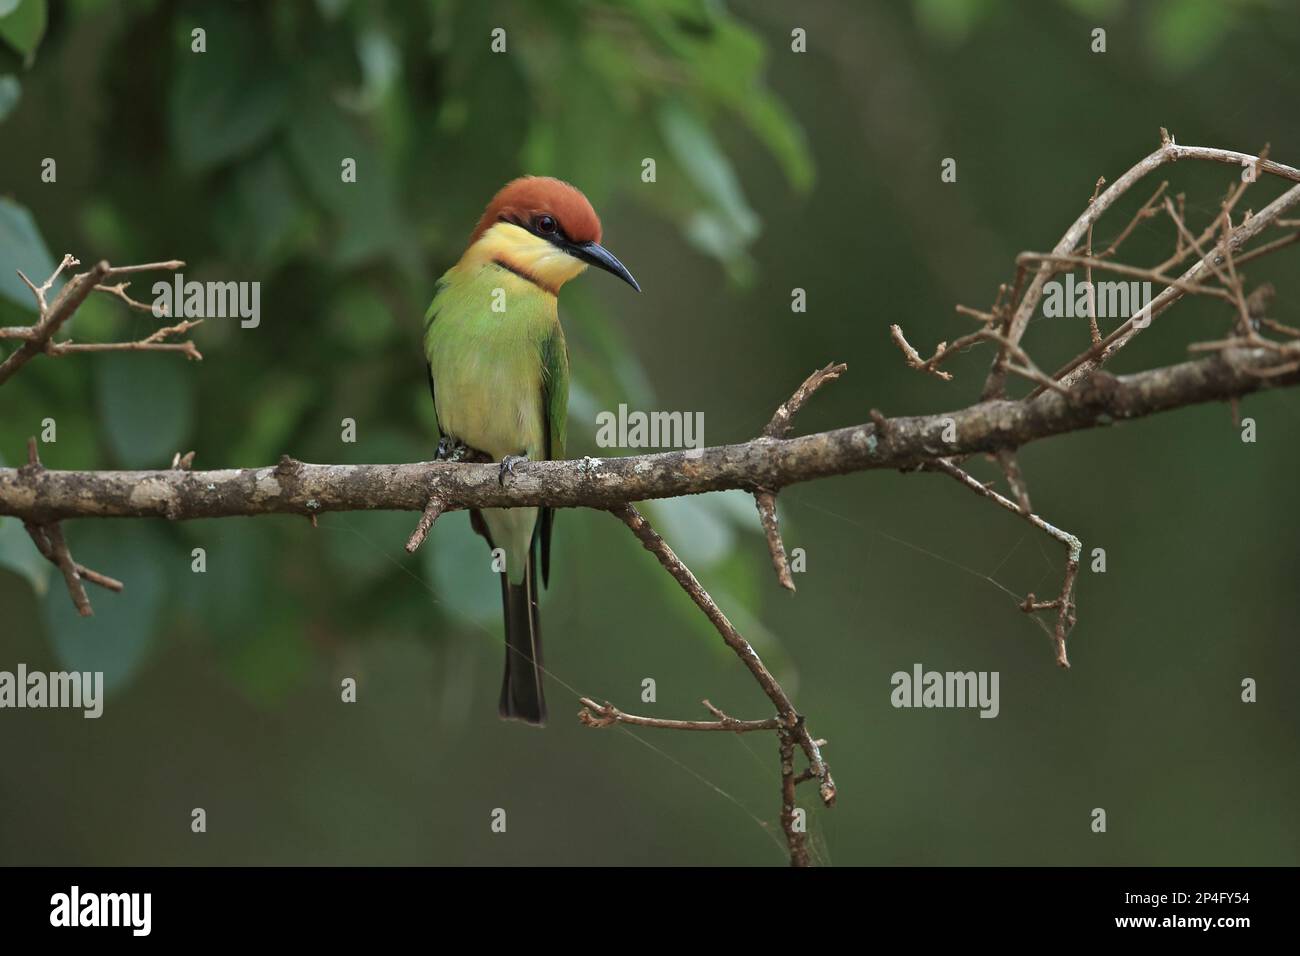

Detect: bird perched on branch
[423,177,641,725]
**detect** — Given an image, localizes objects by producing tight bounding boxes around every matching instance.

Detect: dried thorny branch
[567,366,847,865]
[577,698,782,733]
[889,129,1300,670]
[1084,176,1105,346]
[17,439,123,616]
[4,133,1300,865]
[3,346,1294,513]
[404,495,447,553]
[921,458,1080,667]
[603,501,836,866]
[754,361,846,591]
[0,255,197,386]
[1043,145,1300,393]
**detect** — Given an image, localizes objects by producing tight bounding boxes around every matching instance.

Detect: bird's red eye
[536,215,557,234]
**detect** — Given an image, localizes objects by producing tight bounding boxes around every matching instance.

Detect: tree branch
[1044,182,1300,395]
[921,458,1080,667]
[0,256,193,386]
[4,348,1295,526]
[577,698,782,732]
[754,361,846,592]
[980,131,1300,400]
[15,439,123,615]
[606,502,835,864]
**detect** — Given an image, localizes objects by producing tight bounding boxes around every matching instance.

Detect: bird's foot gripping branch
[3,131,1300,865]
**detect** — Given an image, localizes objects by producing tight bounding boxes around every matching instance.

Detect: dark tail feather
[498,551,546,726]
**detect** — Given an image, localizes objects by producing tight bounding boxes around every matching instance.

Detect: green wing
[537,324,569,587]
[541,325,569,462]
[423,276,447,449]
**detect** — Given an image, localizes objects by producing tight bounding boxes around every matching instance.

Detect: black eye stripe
[533,215,568,243]
[496,213,568,243]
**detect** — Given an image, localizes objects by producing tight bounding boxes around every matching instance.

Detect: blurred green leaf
[913,0,989,46]
[96,353,194,467]
[315,0,349,21]
[0,73,19,121]
[0,516,50,596]
[228,377,315,465]
[338,25,401,113]
[286,99,404,268]
[1062,0,1123,15]
[654,102,761,281]
[650,1,811,190]
[313,428,428,583]
[57,290,115,343]
[1151,0,1236,74]
[650,494,736,569]
[422,511,499,625]
[660,101,759,241]
[41,522,168,693]
[212,147,311,266]
[711,488,767,528]
[328,283,397,352]
[286,98,363,210]
[79,199,133,255]
[0,197,54,310]
[561,284,657,428]
[173,519,313,701]
[0,0,47,64]
[216,601,312,705]
[318,510,414,590]
[175,519,273,636]
[739,93,814,193]
[169,11,291,172]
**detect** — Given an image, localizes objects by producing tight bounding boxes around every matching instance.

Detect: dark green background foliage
[1,0,1297,865]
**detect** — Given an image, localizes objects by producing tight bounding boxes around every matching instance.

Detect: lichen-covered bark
[1,349,1295,524]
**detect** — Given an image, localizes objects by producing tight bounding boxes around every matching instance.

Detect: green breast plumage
[424,262,562,462]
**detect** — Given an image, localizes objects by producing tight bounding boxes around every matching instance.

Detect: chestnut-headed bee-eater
[423,177,640,725]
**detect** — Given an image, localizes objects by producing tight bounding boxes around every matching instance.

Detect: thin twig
[779,730,809,867]
[94,281,165,315]
[1,256,191,386]
[890,324,954,380]
[983,132,1300,400]
[1042,181,1300,395]
[754,490,796,592]
[607,502,836,867]
[17,440,122,615]
[47,340,202,359]
[103,260,186,277]
[1096,180,1168,260]
[1084,176,1104,345]
[1014,252,1228,300]
[995,448,1032,514]
[922,458,1080,667]
[1236,231,1300,266]
[762,362,847,439]
[577,698,781,732]
[405,496,448,553]
[753,362,847,591]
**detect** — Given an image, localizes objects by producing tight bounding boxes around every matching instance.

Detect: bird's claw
[499,454,529,486]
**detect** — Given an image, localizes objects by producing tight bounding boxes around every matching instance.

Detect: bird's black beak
[570,240,641,292]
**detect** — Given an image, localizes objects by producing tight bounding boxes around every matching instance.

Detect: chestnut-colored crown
[469,176,602,246]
